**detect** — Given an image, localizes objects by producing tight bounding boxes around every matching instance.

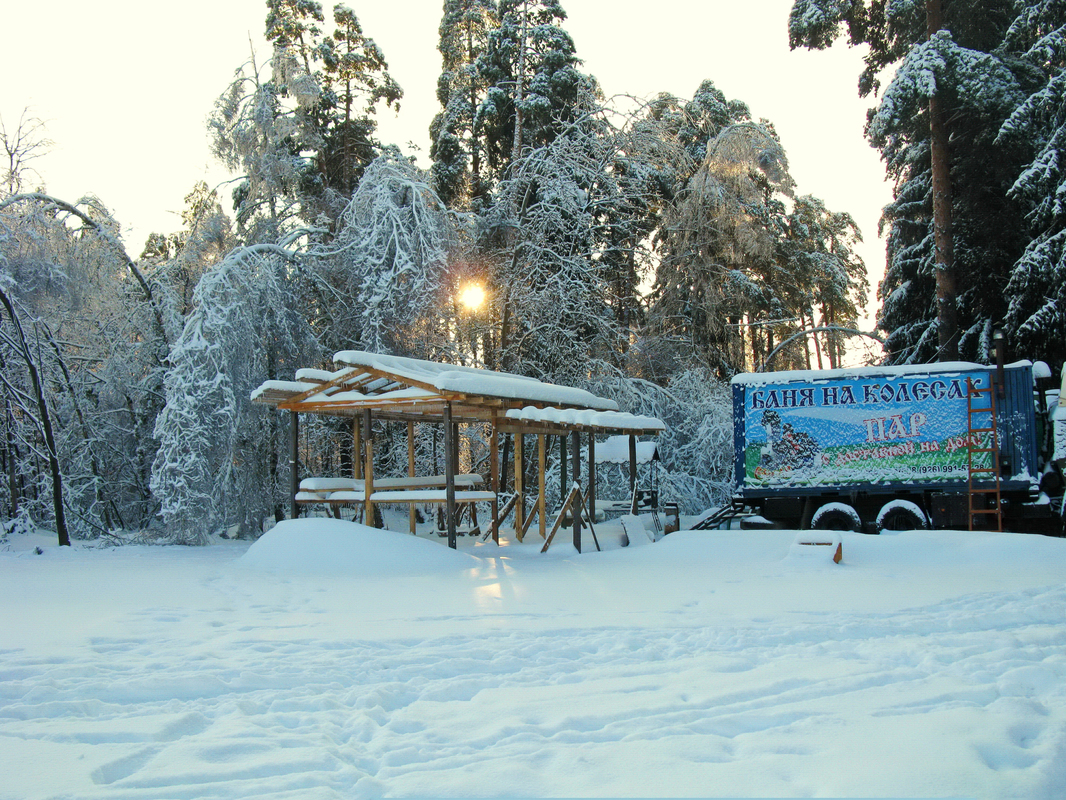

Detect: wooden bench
[296,474,483,504]
[296,475,492,533]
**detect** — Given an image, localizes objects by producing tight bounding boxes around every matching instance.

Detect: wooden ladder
[967,377,1003,531]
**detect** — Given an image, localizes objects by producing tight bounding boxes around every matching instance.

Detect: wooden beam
[281,366,359,404]
[353,418,362,480]
[538,433,546,539]
[515,432,525,537]
[571,431,581,553]
[289,410,299,520]
[363,409,375,527]
[407,420,416,534]
[490,411,500,545]
[541,484,582,553]
[559,434,567,499]
[588,433,596,530]
[629,434,637,497]
[444,402,457,549]
[519,489,542,539]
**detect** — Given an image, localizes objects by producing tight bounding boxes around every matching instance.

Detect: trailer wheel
[810,503,862,533]
[876,500,928,533]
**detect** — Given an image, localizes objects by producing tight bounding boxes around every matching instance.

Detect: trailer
[729,360,1065,535]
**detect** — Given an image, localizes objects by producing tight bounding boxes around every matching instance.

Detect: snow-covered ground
[3,517,1066,799]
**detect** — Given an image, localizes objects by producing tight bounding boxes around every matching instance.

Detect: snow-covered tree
[311,151,460,356]
[1,110,51,197]
[0,193,172,540]
[790,0,1042,365]
[430,0,498,209]
[475,0,595,184]
[481,96,689,383]
[151,242,318,544]
[998,0,1066,368]
[210,1,401,234]
[650,118,796,376]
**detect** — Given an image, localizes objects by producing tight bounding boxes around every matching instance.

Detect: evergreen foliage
[791,0,1063,368]
[430,0,498,208]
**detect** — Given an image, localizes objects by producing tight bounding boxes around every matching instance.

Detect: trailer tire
[810,503,862,533]
[876,500,928,533]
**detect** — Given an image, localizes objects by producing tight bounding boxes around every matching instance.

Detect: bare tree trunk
[927,0,958,360]
[0,287,69,545]
[511,0,528,165]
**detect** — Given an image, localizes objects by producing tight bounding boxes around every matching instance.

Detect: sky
[1,0,892,325]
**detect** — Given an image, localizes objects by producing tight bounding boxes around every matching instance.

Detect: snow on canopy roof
[250,380,319,402]
[595,435,659,464]
[504,406,664,433]
[334,350,618,411]
[731,361,1009,386]
[295,367,347,382]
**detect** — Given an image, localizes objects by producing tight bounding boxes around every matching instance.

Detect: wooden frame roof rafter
[251,349,666,437]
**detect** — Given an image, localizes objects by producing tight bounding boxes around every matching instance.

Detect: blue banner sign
[740,370,992,487]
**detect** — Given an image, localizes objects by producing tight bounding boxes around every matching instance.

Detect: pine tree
[430,0,498,208]
[475,0,594,185]
[211,1,401,233]
[791,0,1035,364]
[998,0,1066,368]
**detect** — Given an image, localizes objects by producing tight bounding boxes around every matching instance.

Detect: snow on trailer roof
[731,360,1035,386]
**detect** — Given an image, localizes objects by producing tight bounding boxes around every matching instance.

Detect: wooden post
[407,420,416,534]
[571,430,581,553]
[515,432,525,536]
[363,409,375,527]
[444,403,457,549]
[353,417,362,480]
[538,433,547,538]
[559,435,567,498]
[588,433,596,526]
[289,411,299,520]
[628,434,637,497]
[490,413,500,544]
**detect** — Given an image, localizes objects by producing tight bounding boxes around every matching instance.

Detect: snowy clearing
[3,519,1066,798]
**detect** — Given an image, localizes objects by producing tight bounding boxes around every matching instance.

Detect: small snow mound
[786,529,843,565]
[239,518,478,576]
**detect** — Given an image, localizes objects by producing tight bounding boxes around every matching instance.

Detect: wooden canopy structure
[251,350,666,551]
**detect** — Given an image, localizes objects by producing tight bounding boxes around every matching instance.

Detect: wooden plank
[491,412,500,544]
[280,366,360,404]
[444,403,456,549]
[289,410,299,520]
[538,433,546,539]
[573,488,600,552]
[497,492,519,522]
[520,490,542,539]
[571,431,581,553]
[588,433,596,529]
[514,432,525,538]
[363,409,374,527]
[353,418,362,480]
[541,484,582,553]
[407,420,416,534]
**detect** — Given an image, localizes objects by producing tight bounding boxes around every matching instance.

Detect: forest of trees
[0,0,1062,544]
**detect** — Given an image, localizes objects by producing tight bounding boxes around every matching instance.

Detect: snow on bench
[369,490,497,504]
[296,474,484,504]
